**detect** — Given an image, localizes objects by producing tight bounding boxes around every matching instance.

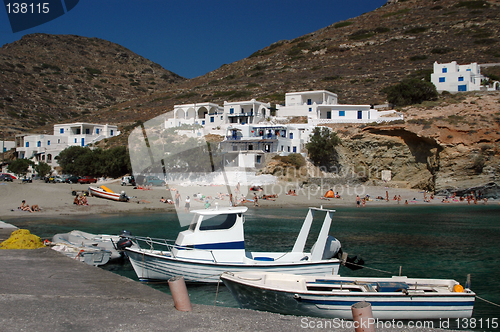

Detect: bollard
[351,301,375,332]
[168,276,192,312]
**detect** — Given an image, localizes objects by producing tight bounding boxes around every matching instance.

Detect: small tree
[7,158,33,176]
[381,78,438,107]
[305,127,341,170]
[34,162,52,178]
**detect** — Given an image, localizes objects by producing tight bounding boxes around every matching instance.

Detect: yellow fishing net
[0,229,44,249]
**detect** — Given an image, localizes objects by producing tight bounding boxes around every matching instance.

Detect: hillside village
[1,0,499,197]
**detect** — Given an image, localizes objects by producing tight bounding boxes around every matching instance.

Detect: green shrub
[322,75,341,81]
[431,47,453,54]
[334,21,353,28]
[405,26,428,34]
[455,1,490,9]
[273,153,306,169]
[381,78,438,107]
[85,67,102,75]
[409,55,428,61]
[474,38,497,45]
[382,8,410,17]
[374,27,390,33]
[306,127,341,169]
[349,30,375,40]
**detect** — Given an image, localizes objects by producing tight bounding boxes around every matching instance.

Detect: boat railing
[132,236,219,262]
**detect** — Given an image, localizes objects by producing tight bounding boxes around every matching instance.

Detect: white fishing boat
[88,186,128,202]
[126,206,344,283]
[221,272,475,320]
[51,230,135,265]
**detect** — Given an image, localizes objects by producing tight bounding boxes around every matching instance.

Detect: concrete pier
[0,221,455,332]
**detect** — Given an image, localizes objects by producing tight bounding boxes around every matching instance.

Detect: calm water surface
[7,204,500,327]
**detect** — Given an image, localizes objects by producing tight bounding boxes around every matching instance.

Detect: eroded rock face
[338,127,440,191]
[330,93,500,197]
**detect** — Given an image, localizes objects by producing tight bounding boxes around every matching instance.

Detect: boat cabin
[172,206,248,262]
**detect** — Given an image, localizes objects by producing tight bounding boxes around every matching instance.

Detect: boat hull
[125,248,340,283]
[221,273,475,320]
[88,186,128,202]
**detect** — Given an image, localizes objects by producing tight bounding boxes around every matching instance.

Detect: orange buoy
[453,284,464,293]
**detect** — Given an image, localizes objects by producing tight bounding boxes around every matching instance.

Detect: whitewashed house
[1,140,15,153]
[16,122,119,167]
[221,123,315,168]
[430,61,483,93]
[276,90,402,124]
[164,99,271,136]
[165,102,223,129]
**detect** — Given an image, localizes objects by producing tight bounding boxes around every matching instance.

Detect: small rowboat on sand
[88,185,128,202]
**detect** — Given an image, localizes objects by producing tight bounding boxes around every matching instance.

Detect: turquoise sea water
[7,204,500,327]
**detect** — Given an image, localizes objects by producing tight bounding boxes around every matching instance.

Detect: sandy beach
[0,178,494,221]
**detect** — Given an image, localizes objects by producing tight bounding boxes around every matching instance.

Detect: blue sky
[1,0,387,78]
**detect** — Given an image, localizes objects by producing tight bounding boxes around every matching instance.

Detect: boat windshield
[198,213,238,231]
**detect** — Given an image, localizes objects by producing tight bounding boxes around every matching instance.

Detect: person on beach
[356,195,360,207]
[253,193,260,207]
[20,200,40,212]
[175,191,181,208]
[185,196,190,212]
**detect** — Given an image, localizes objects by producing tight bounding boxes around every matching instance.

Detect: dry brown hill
[0,34,185,138]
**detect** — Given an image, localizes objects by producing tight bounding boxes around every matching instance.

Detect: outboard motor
[322,235,342,260]
[116,229,133,251]
[119,191,128,202]
[117,238,133,250]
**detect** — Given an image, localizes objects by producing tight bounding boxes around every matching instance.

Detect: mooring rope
[214,274,223,306]
[476,295,500,308]
[344,261,395,275]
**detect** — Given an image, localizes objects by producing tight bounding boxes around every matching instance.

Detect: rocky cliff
[329,92,500,197]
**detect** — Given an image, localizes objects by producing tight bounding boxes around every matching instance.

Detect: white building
[221,123,315,168]
[165,99,271,135]
[16,122,120,167]
[276,90,402,124]
[430,61,483,93]
[1,140,15,153]
[165,102,223,129]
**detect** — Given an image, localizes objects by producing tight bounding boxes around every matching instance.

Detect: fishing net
[0,229,44,249]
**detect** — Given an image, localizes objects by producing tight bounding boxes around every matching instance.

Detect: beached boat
[51,230,135,265]
[126,206,344,283]
[221,272,475,320]
[88,185,128,202]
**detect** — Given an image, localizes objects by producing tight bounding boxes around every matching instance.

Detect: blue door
[458,85,467,92]
[81,138,85,146]
[357,111,363,119]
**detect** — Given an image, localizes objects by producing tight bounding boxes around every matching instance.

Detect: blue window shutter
[439,77,445,83]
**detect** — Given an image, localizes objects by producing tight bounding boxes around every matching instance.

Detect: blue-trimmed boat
[126,206,343,283]
[221,272,475,319]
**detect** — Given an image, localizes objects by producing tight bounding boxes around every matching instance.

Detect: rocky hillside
[0,34,185,137]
